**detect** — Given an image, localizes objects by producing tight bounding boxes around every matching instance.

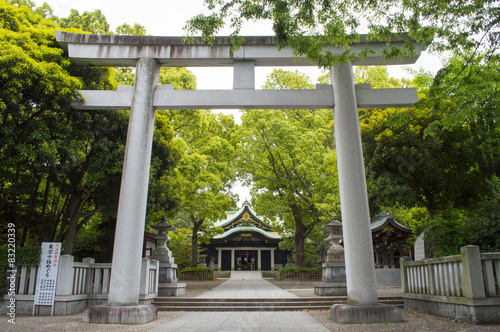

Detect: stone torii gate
[55,31,424,324]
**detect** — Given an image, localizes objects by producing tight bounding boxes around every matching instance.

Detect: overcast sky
[34,0,443,206]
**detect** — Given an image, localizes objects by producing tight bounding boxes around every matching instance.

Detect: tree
[58,9,110,34]
[185,0,498,67]
[166,110,239,267]
[355,66,500,256]
[239,69,339,267]
[0,1,118,251]
[115,23,147,36]
[426,52,500,179]
[0,2,180,258]
[357,67,482,217]
[168,228,193,271]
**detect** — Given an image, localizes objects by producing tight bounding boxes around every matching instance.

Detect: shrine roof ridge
[371,210,412,233]
[213,226,281,240]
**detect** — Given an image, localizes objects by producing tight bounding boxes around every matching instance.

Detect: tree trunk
[56,194,79,242]
[63,213,95,255]
[10,165,21,229]
[38,174,51,244]
[62,190,93,255]
[20,178,41,246]
[294,232,306,267]
[190,217,202,267]
[290,203,307,267]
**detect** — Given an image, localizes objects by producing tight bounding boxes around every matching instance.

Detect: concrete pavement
[149,271,329,332]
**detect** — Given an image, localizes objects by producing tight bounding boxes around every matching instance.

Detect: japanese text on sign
[34,243,61,306]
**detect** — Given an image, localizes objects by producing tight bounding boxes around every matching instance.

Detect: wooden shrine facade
[203,201,288,271]
[371,210,412,268]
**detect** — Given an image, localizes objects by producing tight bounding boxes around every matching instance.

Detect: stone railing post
[55,255,74,296]
[400,256,411,294]
[461,245,486,299]
[82,258,95,295]
[139,258,150,296]
[151,259,159,294]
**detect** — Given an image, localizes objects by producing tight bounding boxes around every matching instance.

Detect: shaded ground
[270,280,499,331]
[1,278,498,331]
[179,279,228,297]
[0,280,228,332]
[311,310,500,332]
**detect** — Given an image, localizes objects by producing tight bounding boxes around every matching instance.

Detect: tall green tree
[0,1,120,251]
[58,9,110,34]
[426,52,500,179]
[357,67,482,217]
[166,110,239,267]
[239,69,338,267]
[0,2,180,259]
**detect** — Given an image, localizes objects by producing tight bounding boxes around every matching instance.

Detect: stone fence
[1,255,159,315]
[276,271,322,280]
[401,245,500,324]
[178,271,217,281]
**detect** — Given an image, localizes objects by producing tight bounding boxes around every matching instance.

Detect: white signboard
[33,242,61,315]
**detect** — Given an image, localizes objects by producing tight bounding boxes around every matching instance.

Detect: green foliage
[278,236,323,268]
[359,67,482,216]
[0,2,179,259]
[180,266,214,273]
[166,109,240,267]
[278,266,321,274]
[71,216,107,262]
[424,209,471,257]
[168,228,193,271]
[159,68,197,90]
[185,0,500,68]
[467,177,500,252]
[0,1,119,251]
[389,206,430,246]
[115,23,147,36]
[58,9,110,34]
[7,245,40,265]
[426,52,500,180]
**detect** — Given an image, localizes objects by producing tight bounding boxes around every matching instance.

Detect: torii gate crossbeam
[55,31,424,324]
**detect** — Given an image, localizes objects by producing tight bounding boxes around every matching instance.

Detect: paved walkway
[149,271,329,332]
[196,270,297,299]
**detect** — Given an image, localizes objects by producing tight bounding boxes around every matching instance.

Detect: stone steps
[153,296,404,312]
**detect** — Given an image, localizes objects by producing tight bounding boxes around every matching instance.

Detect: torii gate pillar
[329,62,401,323]
[83,58,160,324]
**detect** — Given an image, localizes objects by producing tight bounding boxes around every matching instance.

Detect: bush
[180,266,214,273]
[278,266,321,274]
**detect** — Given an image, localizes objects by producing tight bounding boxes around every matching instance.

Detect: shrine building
[203,201,288,271]
[371,210,412,268]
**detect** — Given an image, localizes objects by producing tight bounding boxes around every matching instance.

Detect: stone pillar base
[158,282,186,297]
[83,304,157,324]
[330,303,402,324]
[313,282,347,296]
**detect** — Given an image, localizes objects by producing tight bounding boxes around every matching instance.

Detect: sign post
[32,242,61,316]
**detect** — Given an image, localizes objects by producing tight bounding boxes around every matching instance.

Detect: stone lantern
[149,217,185,297]
[324,216,344,261]
[150,216,175,263]
[314,215,347,296]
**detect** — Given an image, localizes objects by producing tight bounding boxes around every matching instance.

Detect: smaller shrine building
[371,210,412,268]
